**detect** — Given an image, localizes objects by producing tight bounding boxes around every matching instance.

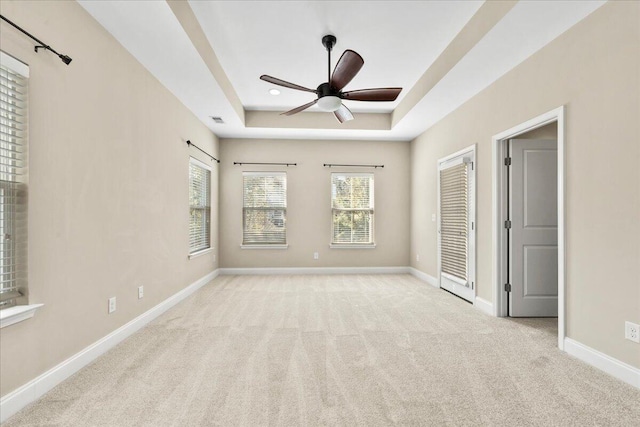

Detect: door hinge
[505,220,512,229]
[504,157,512,166]
[471,281,474,290]
[471,161,474,171]
[505,283,512,292]
[471,221,474,230]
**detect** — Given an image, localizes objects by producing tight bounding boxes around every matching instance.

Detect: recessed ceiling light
[269,88,281,96]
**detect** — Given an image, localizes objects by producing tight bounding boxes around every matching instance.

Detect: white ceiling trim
[78,0,241,134]
[188,0,484,114]
[391,0,607,135]
[78,1,606,142]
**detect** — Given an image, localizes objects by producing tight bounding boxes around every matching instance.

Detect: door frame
[491,106,565,350]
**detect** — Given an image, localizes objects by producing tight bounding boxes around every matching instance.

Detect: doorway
[492,107,566,350]
[507,136,558,316]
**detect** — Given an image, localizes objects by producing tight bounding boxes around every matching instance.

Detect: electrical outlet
[625,321,639,343]
[313,252,319,260]
[108,297,116,314]
[416,254,420,262]
[213,254,216,262]
[138,286,144,299]
[431,213,436,222]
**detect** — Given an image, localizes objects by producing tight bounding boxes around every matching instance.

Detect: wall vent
[211,116,225,124]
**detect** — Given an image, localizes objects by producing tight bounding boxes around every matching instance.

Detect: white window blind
[331,173,374,245]
[243,172,287,245]
[189,158,211,254]
[439,162,469,281]
[0,61,28,309]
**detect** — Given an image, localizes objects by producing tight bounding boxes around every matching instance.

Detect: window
[189,158,211,255]
[242,172,287,246]
[331,173,374,246]
[0,57,28,310]
[440,162,469,280]
[437,145,476,303]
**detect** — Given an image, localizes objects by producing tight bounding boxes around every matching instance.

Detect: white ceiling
[189,0,483,113]
[78,1,605,141]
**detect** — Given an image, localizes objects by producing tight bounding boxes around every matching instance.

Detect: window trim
[0,51,29,78]
[241,171,287,247]
[240,244,289,250]
[330,172,375,247]
[188,247,213,260]
[0,51,42,324]
[188,157,212,256]
[0,304,43,329]
[329,243,376,249]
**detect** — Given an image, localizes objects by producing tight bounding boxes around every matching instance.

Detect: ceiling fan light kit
[260,34,402,123]
[317,95,342,112]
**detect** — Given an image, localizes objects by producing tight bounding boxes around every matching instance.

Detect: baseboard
[219,266,410,275]
[0,269,220,423]
[564,337,640,389]
[474,296,493,316]
[408,267,439,288]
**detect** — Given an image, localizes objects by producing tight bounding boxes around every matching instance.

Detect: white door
[509,139,558,317]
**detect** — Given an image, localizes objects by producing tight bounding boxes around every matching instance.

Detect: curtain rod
[323,163,384,169]
[0,15,72,65]
[234,162,297,167]
[186,140,220,163]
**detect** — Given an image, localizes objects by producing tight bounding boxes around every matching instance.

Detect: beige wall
[0,1,219,396]
[1,0,636,403]
[219,139,410,268]
[411,1,639,368]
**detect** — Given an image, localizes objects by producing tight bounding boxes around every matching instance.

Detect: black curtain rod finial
[59,54,72,65]
[34,44,72,65]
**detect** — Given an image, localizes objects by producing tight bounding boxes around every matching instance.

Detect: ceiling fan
[260,35,402,123]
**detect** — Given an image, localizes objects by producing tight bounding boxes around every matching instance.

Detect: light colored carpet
[4,274,640,426]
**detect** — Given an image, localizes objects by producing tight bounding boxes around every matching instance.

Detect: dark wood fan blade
[281,99,318,116]
[260,75,317,93]
[330,50,364,91]
[334,103,354,123]
[341,87,402,101]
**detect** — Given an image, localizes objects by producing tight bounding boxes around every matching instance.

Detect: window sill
[0,304,44,329]
[329,244,376,249]
[241,244,289,250]
[188,247,213,259]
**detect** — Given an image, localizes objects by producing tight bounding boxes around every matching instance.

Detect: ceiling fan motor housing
[317,82,338,98]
